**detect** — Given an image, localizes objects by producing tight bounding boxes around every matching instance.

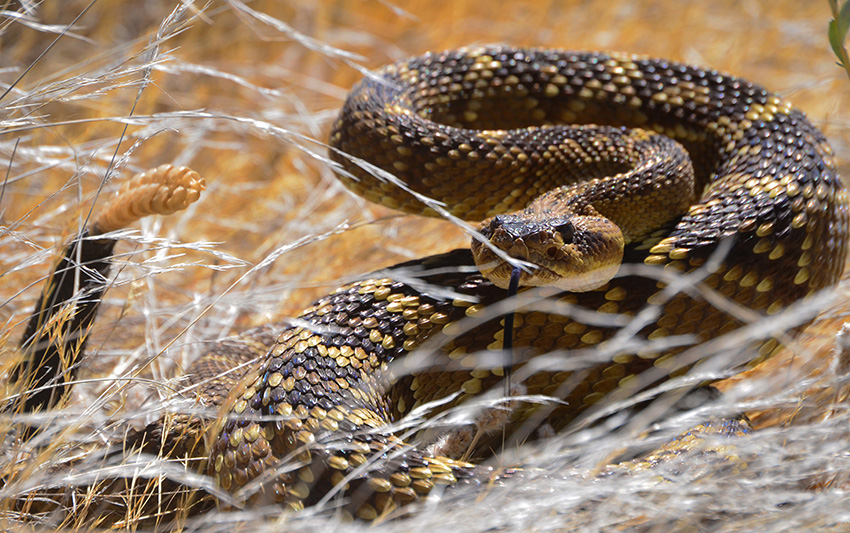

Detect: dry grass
[1,0,850,531]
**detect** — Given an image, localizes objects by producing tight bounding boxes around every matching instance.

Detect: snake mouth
[477,256,620,292]
[475,258,554,289]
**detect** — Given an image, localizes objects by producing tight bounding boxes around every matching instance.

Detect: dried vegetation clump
[1,0,850,530]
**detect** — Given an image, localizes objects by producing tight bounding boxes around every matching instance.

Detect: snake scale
[12,46,850,523]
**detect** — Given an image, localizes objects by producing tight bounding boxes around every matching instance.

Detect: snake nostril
[546,246,559,258]
[480,217,498,239]
[484,216,507,239]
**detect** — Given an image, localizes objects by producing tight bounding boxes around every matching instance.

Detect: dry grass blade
[1,1,849,531]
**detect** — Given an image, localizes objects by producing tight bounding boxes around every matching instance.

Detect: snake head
[472,207,624,292]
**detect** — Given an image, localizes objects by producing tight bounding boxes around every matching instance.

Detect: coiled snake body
[15,47,850,522]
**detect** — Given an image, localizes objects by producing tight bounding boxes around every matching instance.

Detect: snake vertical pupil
[553,221,575,243]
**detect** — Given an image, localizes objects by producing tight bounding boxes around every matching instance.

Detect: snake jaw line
[479,259,621,292]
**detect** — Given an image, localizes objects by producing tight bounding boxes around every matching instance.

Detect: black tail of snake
[10,47,849,525]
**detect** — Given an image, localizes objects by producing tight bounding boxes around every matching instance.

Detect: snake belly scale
[16,47,849,521]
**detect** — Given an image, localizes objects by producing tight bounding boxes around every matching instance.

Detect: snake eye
[553,221,575,243]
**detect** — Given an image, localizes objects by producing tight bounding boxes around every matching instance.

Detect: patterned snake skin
[15,47,850,522]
